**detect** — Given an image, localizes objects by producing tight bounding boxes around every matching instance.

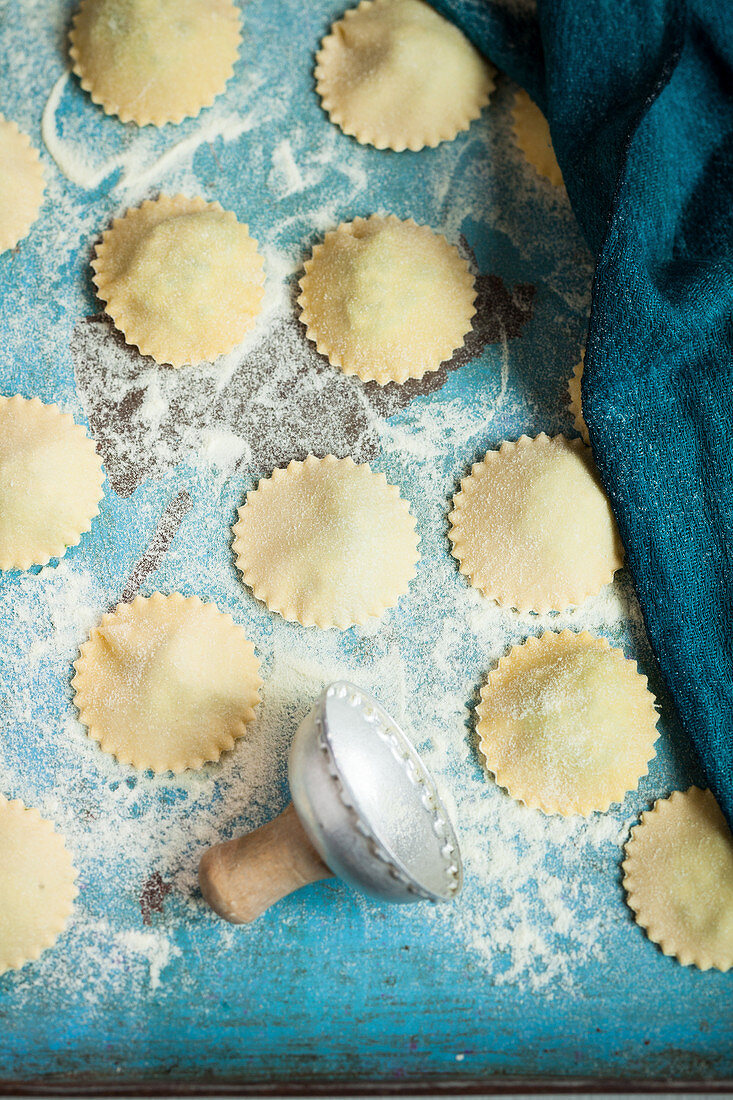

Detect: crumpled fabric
[431,0,733,824]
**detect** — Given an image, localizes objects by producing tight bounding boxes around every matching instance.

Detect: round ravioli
[0,798,77,976]
[69,0,241,126]
[232,455,419,629]
[0,396,104,571]
[0,117,44,253]
[92,195,265,368]
[316,0,494,151]
[476,631,660,816]
[568,353,589,444]
[72,593,262,773]
[511,89,564,188]
[449,434,624,612]
[298,215,476,385]
[623,788,733,971]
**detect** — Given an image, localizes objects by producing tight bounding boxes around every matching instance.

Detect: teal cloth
[432,0,733,824]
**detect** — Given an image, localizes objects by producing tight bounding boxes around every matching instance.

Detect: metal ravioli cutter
[199,681,463,923]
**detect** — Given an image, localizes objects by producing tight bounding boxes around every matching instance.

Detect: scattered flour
[1,469,646,998]
[42,73,127,190]
[42,71,265,198]
[1,0,655,1007]
[110,928,183,992]
[268,139,307,198]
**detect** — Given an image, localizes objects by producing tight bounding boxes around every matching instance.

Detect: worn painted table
[0,0,731,1089]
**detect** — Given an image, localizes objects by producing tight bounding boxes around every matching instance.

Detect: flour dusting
[42,71,267,198]
[0,0,668,1019]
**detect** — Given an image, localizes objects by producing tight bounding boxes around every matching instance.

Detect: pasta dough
[316,0,494,151]
[0,117,44,253]
[0,395,105,571]
[92,195,265,368]
[476,630,659,816]
[623,787,733,971]
[298,215,476,385]
[232,455,419,628]
[568,353,589,444]
[449,434,623,612]
[511,89,564,188]
[0,798,77,976]
[72,593,262,773]
[69,0,241,126]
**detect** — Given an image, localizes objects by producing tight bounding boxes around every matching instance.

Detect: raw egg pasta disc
[0,396,104,571]
[0,798,77,976]
[298,215,476,385]
[568,353,589,444]
[72,593,262,773]
[623,787,733,971]
[0,117,44,253]
[511,88,564,188]
[449,433,624,613]
[476,630,660,816]
[315,0,494,151]
[232,455,420,629]
[92,195,265,368]
[69,0,241,126]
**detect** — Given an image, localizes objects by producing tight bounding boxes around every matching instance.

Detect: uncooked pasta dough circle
[232,455,420,629]
[568,353,589,444]
[511,88,564,188]
[449,434,624,612]
[0,117,44,252]
[69,0,241,126]
[476,630,659,816]
[92,195,265,368]
[0,395,104,571]
[0,798,77,976]
[623,787,733,971]
[72,593,262,773]
[298,215,476,385]
[316,0,494,151]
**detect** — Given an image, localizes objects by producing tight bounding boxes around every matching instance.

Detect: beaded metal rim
[318,682,462,901]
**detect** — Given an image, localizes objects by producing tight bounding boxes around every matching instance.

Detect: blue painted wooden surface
[0,0,731,1086]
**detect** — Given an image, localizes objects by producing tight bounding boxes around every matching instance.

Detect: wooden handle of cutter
[198,802,333,924]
